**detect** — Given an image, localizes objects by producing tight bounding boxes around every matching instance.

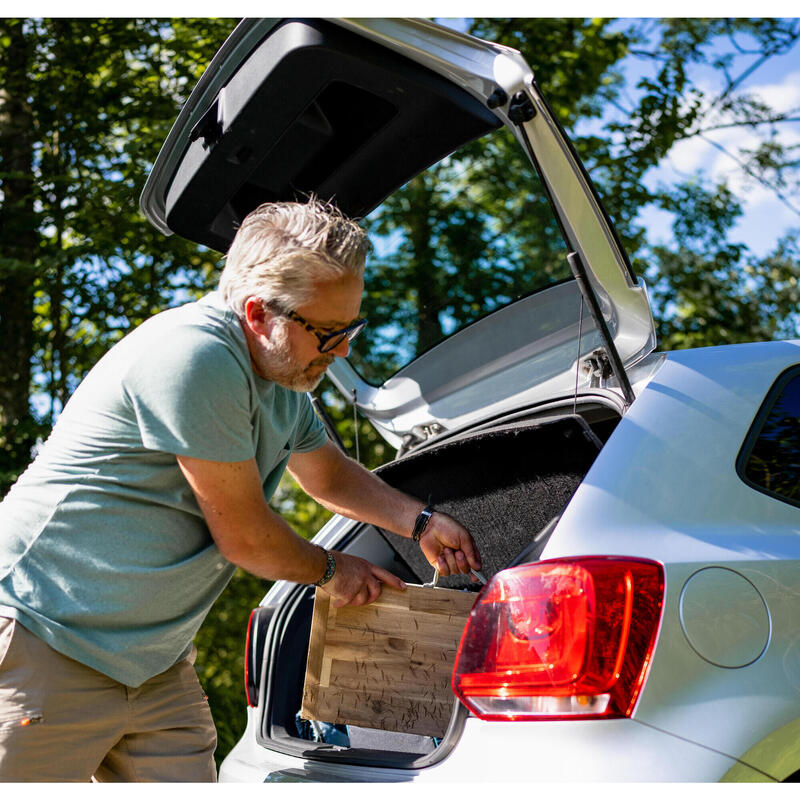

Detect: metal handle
[423,567,487,588]
[423,568,440,588]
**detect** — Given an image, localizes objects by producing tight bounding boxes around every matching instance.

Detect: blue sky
[615,22,800,257]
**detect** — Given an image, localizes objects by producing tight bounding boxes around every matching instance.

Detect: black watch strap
[412,505,435,543]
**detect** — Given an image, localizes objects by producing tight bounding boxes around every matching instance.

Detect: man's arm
[176,454,406,607]
[287,441,482,579]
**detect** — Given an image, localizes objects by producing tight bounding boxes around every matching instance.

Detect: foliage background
[1,17,799,767]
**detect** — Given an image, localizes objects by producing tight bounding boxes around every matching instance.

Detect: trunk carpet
[375,416,602,588]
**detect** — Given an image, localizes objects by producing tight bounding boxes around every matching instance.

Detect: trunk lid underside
[141,18,657,442]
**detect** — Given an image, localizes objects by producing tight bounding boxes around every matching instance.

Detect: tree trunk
[0,20,40,491]
[408,175,443,354]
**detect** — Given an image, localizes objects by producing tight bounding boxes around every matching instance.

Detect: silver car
[142,18,800,782]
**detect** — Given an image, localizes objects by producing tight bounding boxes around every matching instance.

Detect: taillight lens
[452,557,664,721]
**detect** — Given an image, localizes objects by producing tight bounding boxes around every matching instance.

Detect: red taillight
[452,557,664,721]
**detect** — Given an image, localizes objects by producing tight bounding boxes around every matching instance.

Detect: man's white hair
[219,198,370,317]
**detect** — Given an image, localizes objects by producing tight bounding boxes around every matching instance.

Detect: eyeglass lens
[319,320,366,353]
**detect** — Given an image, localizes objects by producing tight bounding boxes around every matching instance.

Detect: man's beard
[256,324,334,392]
[275,352,334,392]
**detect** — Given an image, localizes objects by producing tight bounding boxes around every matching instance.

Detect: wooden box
[301,584,475,738]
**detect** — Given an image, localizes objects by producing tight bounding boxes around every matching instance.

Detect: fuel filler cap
[679,566,770,668]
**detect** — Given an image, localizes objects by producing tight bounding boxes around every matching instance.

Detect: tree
[587,18,800,349]
[0,18,235,494]
[0,21,40,490]
[648,181,800,348]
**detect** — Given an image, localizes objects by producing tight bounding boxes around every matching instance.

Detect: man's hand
[321,551,406,608]
[418,512,482,580]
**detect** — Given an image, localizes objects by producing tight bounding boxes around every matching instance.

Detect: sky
[435,16,800,258]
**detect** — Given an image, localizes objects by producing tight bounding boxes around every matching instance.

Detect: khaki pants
[0,618,217,782]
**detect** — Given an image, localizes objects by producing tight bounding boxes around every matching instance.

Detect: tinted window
[739,367,800,508]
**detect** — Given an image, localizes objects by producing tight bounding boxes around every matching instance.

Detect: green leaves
[647,176,800,350]
[0,19,234,483]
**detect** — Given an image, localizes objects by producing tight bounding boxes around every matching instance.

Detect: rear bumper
[433,717,772,782]
[219,711,773,782]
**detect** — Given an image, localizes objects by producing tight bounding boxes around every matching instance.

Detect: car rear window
[738,366,800,508]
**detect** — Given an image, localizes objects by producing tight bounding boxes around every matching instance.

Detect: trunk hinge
[397,422,446,457]
[507,91,536,124]
[581,348,613,388]
[567,251,636,406]
[189,88,226,150]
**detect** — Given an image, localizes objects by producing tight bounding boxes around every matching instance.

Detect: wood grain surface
[301,584,476,738]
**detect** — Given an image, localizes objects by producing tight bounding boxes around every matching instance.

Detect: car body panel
[543,340,800,779]
[219,711,771,783]
[331,280,609,448]
[544,341,800,566]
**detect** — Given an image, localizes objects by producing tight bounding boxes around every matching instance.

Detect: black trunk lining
[374,415,602,588]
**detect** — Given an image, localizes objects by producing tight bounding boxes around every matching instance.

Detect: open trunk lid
[141,17,656,446]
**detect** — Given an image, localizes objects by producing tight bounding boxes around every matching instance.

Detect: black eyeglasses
[280,307,368,353]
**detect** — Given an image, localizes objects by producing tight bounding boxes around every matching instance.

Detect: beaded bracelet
[315,549,336,586]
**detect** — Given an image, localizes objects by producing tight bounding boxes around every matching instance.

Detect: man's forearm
[293,449,482,580]
[177,454,328,584]
[221,508,329,584]
[288,445,424,539]
[177,453,409,606]
[286,442,482,580]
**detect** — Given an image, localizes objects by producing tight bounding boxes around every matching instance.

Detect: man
[0,199,481,782]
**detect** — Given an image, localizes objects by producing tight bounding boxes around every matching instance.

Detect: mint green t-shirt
[0,292,327,687]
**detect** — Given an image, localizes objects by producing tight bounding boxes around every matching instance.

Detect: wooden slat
[302,684,454,738]
[300,584,475,738]
[303,589,331,692]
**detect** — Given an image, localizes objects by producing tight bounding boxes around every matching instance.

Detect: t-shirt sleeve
[291,393,329,453]
[123,326,256,462]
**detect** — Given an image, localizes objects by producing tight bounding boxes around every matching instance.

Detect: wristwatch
[412,505,435,543]
[315,548,336,586]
